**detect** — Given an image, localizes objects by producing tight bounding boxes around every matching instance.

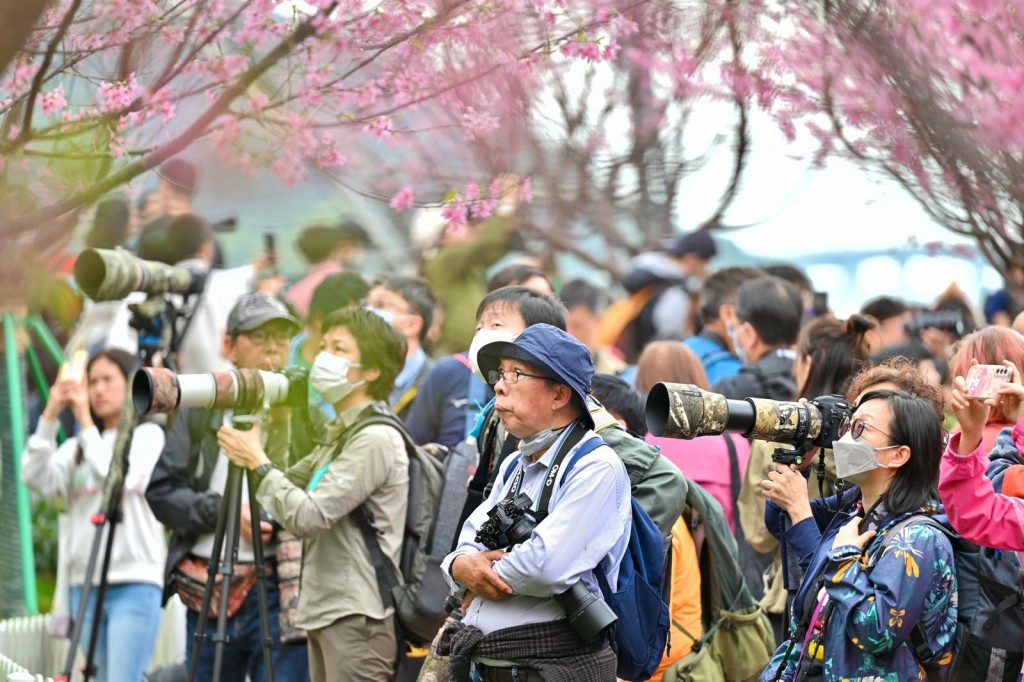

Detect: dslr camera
[646,383,851,466]
[475,494,617,644]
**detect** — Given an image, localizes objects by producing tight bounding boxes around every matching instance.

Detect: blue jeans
[69,582,163,682]
[185,575,309,682]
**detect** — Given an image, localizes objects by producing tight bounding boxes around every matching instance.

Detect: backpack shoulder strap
[702,349,736,376]
[346,409,412,613]
[392,359,434,417]
[555,435,610,490]
[451,353,489,439]
[724,434,740,506]
[535,422,600,516]
[869,514,944,567]
[342,410,414,453]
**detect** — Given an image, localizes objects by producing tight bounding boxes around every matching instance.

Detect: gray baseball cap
[226,293,301,336]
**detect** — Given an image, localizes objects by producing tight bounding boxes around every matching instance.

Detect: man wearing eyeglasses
[437,323,630,681]
[146,292,311,682]
[364,276,438,421]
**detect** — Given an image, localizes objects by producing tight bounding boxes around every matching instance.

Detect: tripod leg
[82,491,123,682]
[186,464,237,682]
[59,514,107,682]
[247,472,276,682]
[59,395,139,682]
[212,464,245,682]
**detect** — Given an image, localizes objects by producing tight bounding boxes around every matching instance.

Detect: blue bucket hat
[478,323,596,430]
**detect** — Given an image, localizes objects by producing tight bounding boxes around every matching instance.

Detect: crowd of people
[20,157,1024,682]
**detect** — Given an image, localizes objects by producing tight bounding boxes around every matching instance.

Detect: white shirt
[21,418,167,587]
[174,261,254,373]
[441,428,631,635]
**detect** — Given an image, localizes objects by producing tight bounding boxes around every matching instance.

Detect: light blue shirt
[440,428,631,635]
[389,347,429,408]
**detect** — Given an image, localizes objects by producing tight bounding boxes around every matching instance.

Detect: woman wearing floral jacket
[759,388,958,681]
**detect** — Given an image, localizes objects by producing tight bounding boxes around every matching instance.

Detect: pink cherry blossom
[39,87,67,116]
[390,187,415,210]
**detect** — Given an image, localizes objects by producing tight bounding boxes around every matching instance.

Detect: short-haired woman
[218,307,409,682]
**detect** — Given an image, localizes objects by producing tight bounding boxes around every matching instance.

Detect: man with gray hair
[438,324,630,681]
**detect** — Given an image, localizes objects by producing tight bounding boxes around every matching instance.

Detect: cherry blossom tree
[760,0,1024,277]
[0,0,636,251]
[458,0,758,277]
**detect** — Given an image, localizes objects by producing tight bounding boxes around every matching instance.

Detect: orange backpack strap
[597,286,656,347]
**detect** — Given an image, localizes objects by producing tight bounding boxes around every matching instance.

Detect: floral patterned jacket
[760,492,958,681]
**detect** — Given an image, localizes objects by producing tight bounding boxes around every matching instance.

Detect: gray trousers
[308,613,397,682]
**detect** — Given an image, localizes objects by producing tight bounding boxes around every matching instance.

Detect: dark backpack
[555,435,670,681]
[341,407,449,647]
[872,515,1024,682]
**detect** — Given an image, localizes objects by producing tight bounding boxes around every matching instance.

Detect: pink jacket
[938,418,1024,551]
[646,432,750,531]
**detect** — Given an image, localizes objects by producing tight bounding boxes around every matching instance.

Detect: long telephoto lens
[132,367,301,414]
[646,382,824,447]
[73,248,203,301]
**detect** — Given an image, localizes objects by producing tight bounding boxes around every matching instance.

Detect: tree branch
[0,2,339,237]
[18,0,84,143]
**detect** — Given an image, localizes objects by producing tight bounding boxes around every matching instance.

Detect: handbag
[171,554,263,619]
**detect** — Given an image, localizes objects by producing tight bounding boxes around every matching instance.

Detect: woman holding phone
[948,327,1024,452]
[21,348,166,682]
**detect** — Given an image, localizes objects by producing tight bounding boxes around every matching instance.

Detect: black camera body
[475,493,538,550]
[474,492,617,644]
[771,394,851,466]
[809,394,851,449]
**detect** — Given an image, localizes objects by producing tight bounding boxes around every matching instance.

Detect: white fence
[0,600,184,682]
[0,649,53,681]
[0,617,63,681]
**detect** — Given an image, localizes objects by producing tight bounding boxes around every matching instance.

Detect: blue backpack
[555,437,670,680]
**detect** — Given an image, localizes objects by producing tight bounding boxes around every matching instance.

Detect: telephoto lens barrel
[74,247,203,301]
[646,382,824,446]
[132,367,296,414]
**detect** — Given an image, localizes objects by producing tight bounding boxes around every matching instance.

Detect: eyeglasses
[242,329,293,345]
[488,369,556,386]
[838,417,895,442]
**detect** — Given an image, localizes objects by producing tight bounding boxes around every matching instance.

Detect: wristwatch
[252,462,275,482]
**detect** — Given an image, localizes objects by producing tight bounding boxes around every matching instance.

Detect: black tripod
[58,296,194,682]
[186,416,276,682]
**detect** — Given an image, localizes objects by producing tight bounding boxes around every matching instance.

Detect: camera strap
[506,419,590,521]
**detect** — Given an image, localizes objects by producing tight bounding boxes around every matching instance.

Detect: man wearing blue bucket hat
[437,323,630,681]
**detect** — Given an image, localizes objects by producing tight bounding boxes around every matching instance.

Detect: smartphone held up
[964,364,1012,401]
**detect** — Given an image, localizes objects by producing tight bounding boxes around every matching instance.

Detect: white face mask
[832,432,900,485]
[310,351,365,404]
[468,328,517,381]
[366,307,394,326]
[727,324,748,364]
